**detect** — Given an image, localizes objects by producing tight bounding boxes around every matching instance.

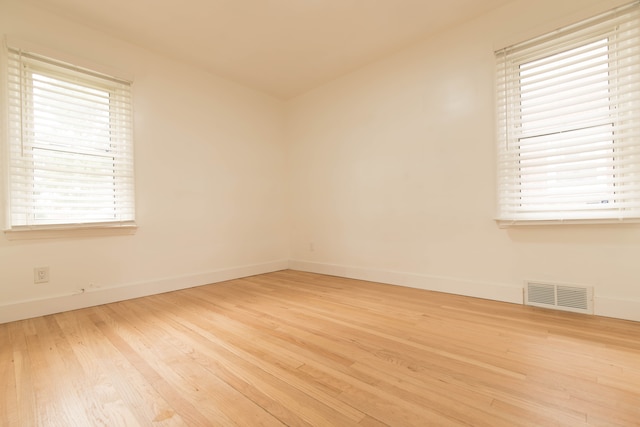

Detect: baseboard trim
[594,296,640,323]
[289,260,524,305]
[290,260,640,323]
[4,259,637,324]
[0,260,289,324]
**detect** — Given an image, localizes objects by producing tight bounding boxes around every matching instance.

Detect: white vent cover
[525,281,594,314]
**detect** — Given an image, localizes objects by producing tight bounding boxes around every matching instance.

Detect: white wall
[287,0,640,322]
[0,0,289,322]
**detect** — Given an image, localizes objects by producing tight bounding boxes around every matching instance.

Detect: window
[5,47,135,231]
[496,2,640,224]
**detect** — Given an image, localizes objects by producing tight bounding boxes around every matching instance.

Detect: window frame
[495,2,640,226]
[2,42,137,239]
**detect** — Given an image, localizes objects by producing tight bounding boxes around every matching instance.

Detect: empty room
[1,0,639,425]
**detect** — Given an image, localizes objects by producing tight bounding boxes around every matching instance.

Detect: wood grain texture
[1,270,639,426]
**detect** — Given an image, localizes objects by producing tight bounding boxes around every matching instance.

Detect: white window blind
[6,48,135,230]
[495,1,640,224]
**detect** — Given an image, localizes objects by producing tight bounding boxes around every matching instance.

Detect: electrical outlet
[34,267,49,284]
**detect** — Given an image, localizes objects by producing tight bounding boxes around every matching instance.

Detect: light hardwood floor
[1,270,639,426]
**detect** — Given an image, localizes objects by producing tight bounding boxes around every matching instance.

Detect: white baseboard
[290,260,640,323]
[289,260,524,305]
[4,259,637,324]
[594,296,640,323]
[0,260,289,324]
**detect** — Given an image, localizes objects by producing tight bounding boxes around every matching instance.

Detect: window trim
[4,222,137,241]
[2,39,136,236]
[495,1,640,226]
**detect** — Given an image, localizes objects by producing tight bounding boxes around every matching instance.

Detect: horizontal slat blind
[6,48,135,228]
[496,1,640,223]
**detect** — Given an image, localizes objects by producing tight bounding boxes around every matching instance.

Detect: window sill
[495,218,640,228]
[3,222,138,240]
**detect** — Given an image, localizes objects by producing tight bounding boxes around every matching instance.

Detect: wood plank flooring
[1,270,639,426]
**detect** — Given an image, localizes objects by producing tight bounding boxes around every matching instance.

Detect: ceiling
[28,0,513,99]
